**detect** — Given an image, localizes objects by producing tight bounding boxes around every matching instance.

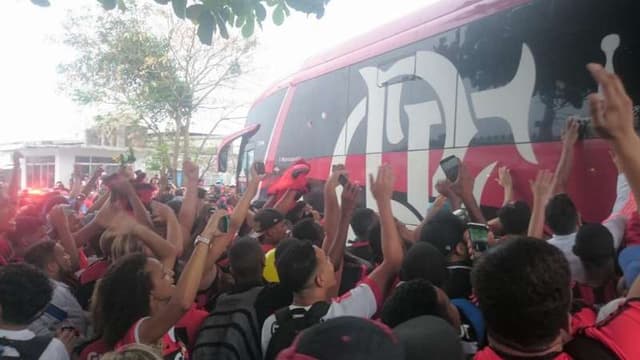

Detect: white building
[0,141,147,189]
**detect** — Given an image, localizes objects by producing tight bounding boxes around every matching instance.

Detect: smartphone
[218,215,230,233]
[338,174,348,186]
[468,223,490,252]
[254,161,266,176]
[440,155,460,182]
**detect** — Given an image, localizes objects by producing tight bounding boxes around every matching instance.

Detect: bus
[217,0,640,225]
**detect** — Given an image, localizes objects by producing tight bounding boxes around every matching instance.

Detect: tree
[32,0,331,46]
[59,2,255,180]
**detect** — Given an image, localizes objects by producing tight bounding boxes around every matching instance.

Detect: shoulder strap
[265,302,330,360]
[564,334,620,360]
[0,335,53,360]
[303,302,331,327]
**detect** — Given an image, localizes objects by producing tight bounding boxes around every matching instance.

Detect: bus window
[245,88,287,161]
[274,67,350,163]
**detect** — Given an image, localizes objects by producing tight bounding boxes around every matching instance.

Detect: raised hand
[452,163,474,199]
[369,164,395,201]
[496,166,513,189]
[341,181,360,214]
[562,117,580,147]
[587,63,635,141]
[48,205,71,230]
[327,164,347,190]
[183,160,199,184]
[201,209,229,240]
[529,170,554,204]
[249,162,266,184]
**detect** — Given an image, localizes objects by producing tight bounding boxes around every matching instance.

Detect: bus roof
[254,0,530,103]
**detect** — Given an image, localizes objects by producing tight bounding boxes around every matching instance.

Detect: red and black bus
[218,0,640,225]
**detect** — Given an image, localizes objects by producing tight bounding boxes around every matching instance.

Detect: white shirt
[261,277,382,355]
[548,216,626,284]
[29,280,88,337]
[0,328,69,360]
[548,233,585,283]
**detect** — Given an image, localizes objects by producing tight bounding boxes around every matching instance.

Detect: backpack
[264,302,331,360]
[192,286,264,360]
[0,335,52,360]
[451,298,486,351]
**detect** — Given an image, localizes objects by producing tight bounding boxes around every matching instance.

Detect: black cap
[252,208,285,235]
[393,315,464,360]
[420,212,466,256]
[278,316,404,360]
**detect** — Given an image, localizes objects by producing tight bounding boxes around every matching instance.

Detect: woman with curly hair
[89,210,232,360]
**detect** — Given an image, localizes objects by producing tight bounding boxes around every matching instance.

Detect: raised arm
[152,201,184,258]
[112,177,154,228]
[552,118,579,195]
[107,212,177,270]
[587,64,640,208]
[453,164,486,224]
[368,165,404,295]
[178,160,199,246]
[138,211,230,345]
[48,205,81,271]
[322,167,345,253]
[328,181,359,271]
[81,167,104,197]
[527,170,554,239]
[496,166,514,206]
[273,189,298,215]
[229,163,263,235]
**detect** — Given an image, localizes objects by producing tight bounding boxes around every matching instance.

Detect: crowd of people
[1,63,640,360]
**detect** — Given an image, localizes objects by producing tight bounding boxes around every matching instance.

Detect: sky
[0,0,439,144]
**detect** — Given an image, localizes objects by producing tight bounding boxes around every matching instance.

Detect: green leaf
[186,4,205,21]
[235,14,245,27]
[116,0,127,11]
[98,0,117,10]
[255,3,267,22]
[241,16,255,37]
[272,5,285,25]
[172,0,187,19]
[215,13,230,39]
[197,11,216,45]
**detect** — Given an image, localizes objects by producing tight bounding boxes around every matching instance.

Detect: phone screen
[440,155,460,182]
[218,215,230,233]
[468,223,489,252]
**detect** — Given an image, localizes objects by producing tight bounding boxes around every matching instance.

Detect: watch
[195,235,212,247]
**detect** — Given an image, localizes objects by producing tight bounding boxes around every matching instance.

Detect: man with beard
[24,239,88,338]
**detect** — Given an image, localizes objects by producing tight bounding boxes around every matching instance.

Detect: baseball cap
[277,316,404,360]
[252,208,285,237]
[420,212,466,256]
[393,315,464,360]
[618,245,640,288]
[573,223,614,261]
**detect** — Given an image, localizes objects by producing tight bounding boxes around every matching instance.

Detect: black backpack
[264,302,330,360]
[193,286,264,360]
[0,335,52,360]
